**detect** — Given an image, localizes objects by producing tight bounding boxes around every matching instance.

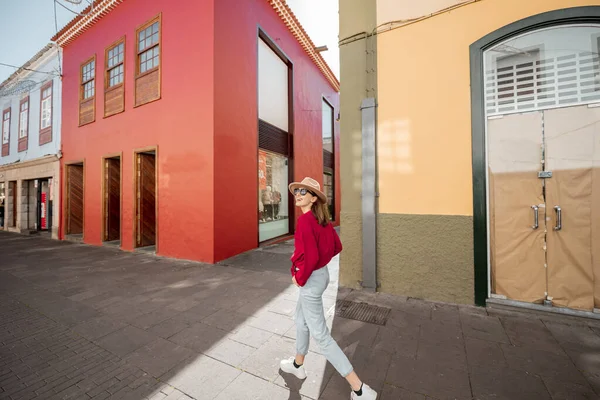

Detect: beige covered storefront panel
[488,112,546,303]
[545,106,598,310]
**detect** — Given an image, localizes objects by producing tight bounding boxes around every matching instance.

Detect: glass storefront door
[258,150,289,242]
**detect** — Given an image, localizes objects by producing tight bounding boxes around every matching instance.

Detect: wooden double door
[489,105,600,311]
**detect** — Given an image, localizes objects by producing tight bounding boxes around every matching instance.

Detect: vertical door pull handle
[554,206,562,231]
[531,205,539,230]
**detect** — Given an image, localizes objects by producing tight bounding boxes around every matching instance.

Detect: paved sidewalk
[1,232,600,400]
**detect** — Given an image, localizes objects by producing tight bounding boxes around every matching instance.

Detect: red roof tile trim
[269,0,340,91]
[51,0,339,92]
[51,0,124,46]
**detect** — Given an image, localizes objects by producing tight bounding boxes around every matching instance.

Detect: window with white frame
[19,99,28,138]
[107,41,124,87]
[82,59,95,100]
[41,84,52,130]
[138,21,160,74]
[2,110,9,145]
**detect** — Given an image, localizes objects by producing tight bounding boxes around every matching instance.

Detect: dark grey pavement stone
[417,341,468,370]
[329,316,380,351]
[501,316,565,354]
[461,312,511,343]
[386,353,472,400]
[542,377,599,400]
[380,385,427,400]
[430,303,461,325]
[129,308,178,330]
[125,338,195,378]
[465,337,508,369]
[201,308,256,333]
[501,343,589,386]
[545,320,600,347]
[72,316,127,341]
[470,365,552,400]
[147,315,192,339]
[175,303,221,325]
[95,325,157,357]
[168,322,228,354]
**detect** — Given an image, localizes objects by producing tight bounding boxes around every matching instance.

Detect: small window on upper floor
[105,38,125,117]
[135,14,161,107]
[79,56,96,126]
[18,97,29,152]
[1,108,10,156]
[40,80,53,145]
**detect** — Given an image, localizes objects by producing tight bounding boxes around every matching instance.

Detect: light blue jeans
[296,266,354,377]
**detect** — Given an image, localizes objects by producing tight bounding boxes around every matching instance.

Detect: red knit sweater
[290,211,342,286]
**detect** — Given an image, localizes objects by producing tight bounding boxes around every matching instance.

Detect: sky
[0,0,340,84]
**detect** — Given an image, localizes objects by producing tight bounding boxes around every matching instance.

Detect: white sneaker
[351,383,378,400]
[279,357,307,379]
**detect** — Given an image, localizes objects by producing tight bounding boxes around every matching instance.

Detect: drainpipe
[361,97,377,292]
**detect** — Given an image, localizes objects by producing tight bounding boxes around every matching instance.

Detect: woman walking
[280,177,377,400]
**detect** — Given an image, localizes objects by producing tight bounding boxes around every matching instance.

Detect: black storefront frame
[470,6,600,306]
[322,97,335,221]
[256,27,295,244]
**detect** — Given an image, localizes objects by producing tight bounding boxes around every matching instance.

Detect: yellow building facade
[340,1,600,311]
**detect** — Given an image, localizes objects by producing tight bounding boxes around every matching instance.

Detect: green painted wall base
[340,213,475,305]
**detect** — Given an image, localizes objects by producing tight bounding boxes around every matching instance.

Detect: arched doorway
[470,7,600,311]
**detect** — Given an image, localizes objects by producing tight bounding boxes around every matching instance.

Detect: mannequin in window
[262,186,274,221]
[273,188,282,220]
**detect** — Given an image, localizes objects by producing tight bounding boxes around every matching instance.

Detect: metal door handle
[554,206,562,231]
[531,205,539,230]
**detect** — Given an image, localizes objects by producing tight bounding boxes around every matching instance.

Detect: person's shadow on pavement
[278,370,304,400]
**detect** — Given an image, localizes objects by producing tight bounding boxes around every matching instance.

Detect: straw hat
[288,177,327,203]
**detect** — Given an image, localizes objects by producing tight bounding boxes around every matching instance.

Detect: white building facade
[0,44,62,238]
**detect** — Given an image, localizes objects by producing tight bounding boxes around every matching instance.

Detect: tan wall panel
[376,0,469,25]
[376,0,599,216]
[377,213,474,304]
[339,0,378,286]
[340,0,377,40]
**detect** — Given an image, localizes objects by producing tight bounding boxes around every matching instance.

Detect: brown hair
[311,198,331,226]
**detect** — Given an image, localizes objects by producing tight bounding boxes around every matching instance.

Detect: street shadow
[0,229,397,400]
[0,231,303,400]
[278,370,304,400]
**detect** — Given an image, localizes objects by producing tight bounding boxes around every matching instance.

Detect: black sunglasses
[294,188,315,196]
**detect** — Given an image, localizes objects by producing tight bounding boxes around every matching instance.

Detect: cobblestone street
[2,232,600,399]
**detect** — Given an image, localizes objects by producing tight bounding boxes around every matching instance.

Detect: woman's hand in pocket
[292,276,300,287]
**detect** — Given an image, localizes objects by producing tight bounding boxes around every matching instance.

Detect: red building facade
[54,0,340,263]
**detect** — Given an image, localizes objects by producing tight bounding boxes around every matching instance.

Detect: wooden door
[544,106,597,310]
[104,158,121,242]
[67,165,84,235]
[136,153,155,247]
[488,112,547,304]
